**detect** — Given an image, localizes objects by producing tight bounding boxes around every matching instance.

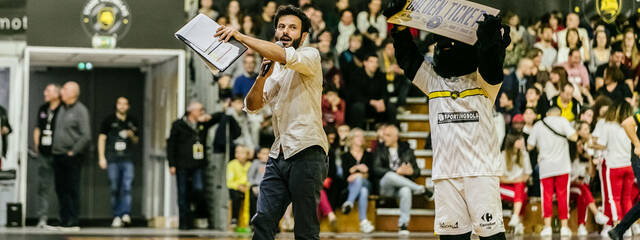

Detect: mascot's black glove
[383,0,406,18]
[475,13,510,85]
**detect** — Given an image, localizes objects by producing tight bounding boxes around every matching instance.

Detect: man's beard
[277,34,302,48]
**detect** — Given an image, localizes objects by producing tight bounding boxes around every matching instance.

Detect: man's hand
[99,157,107,170]
[358,164,369,173]
[238,184,247,193]
[67,151,74,157]
[370,100,386,112]
[170,167,176,176]
[252,186,259,196]
[258,59,275,78]
[215,25,244,43]
[1,127,8,135]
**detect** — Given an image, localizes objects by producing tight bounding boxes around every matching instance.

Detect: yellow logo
[98,7,115,30]
[596,0,622,24]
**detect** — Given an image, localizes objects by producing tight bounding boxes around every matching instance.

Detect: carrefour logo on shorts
[437,111,479,124]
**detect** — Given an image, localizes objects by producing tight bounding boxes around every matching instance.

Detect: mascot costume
[384,1,511,239]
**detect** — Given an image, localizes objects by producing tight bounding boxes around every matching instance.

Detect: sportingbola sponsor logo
[437,111,479,124]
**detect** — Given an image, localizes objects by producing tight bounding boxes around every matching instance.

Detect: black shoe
[608,228,623,240]
[341,202,353,214]
[423,187,434,201]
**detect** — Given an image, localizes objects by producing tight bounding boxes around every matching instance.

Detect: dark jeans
[52,154,82,227]
[176,167,206,229]
[613,155,640,234]
[347,101,397,129]
[251,145,328,240]
[107,161,134,217]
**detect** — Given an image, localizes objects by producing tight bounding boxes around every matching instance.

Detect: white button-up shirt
[244,46,329,159]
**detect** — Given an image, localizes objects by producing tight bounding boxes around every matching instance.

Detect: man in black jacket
[346,54,397,128]
[167,101,233,230]
[373,125,431,234]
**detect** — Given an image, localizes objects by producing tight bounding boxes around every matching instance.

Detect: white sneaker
[399,224,410,236]
[514,223,524,235]
[632,223,640,235]
[111,217,123,228]
[577,224,588,236]
[360,219,374,233]
[595,211,610,225]
[624,229,633,238]
[508,215,519,227]
[540,226,552,237]
[121,214,131,224]
[560,226,572,237]
[602,225,612,237]
[36,218,47,228]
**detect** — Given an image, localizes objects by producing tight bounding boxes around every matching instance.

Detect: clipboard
[175,14,248,72]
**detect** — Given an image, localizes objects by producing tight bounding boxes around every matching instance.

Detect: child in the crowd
[500,133,531,235]
[572,121,609,236]
[247,147,269,222]
[226,145,252,229]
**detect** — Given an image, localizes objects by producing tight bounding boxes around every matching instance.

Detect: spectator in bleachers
[592,95,614,129]
[524,86,549,117]
[534,25,558,70]
[0,104,10,162]
[335,9,357,55]
[227,96,257,157]
[317,31,334,57]
[593,102,634,235]
[323,125,347,212]
[322,88,346,127]
[240,15,257,38]
[324,0,349,31]
[500,133,531,235]
[336,124,350,151]
[550,83,581,122]
[378,39,410,108]
[596,66,633,104]
[247,147,268,223]
[557,13,590,58]
[522,107,537,134]
[226,0,242,30]
[227,145,253,229]
[526,48,551,87]
[542,12,564,41]
[232,54,257,98]
[340,128,375,233]
[503,32,528,72]
[527,107,578,237]
[557,49,592,104]
[199,0,219,20]
[589,30,611,75]
[502,58,534,112]
[257,0,277,41]
[356,0,386,47]
[579,107,594,126]
[557,29,588,64]
[545,66,570,100]
[216,15,229,26]
[621,29,640,75]
[504,12,529,48]
[498,91,519,127]
[571,121,609,236]
[373,125,432,235]
[595,46,634,93]
[217,74,233,102]
[346,54,396,128]
[368,123,386,152]
[339,34,363,78]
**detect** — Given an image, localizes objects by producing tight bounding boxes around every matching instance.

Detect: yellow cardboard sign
[388,0,500,45]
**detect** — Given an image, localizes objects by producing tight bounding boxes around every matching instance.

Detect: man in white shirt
[216,5,329,240]
[556,13,590,54]
[533,25,558,70]
[527,107,578,236]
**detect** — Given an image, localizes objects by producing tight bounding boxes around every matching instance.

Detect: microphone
[261,41,284,76]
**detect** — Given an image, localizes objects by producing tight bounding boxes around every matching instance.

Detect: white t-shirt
[592,120,631,168]
[571,159,591,182]
[501,150,532,182]
[528,116,575,178]
[388,147,400,171]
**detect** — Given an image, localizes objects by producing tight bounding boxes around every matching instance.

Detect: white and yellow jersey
[413,62,503,180]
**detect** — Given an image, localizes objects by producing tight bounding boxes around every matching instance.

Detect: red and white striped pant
[600,160,635,225]
[570,182,594,225]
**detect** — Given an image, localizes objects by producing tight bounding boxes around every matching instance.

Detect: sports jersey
[413,62,502,180]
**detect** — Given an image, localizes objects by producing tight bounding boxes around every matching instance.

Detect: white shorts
[433,176,505,237]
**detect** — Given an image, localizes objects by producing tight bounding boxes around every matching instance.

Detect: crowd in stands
[185,0,640,236]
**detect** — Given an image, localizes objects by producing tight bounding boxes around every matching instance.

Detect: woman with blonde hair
[340,128,375,233]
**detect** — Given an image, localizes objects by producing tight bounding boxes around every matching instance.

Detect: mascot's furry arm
[384,0,423,80]
[475,14,511,85]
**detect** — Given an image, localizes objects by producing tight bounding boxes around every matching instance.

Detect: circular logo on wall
[80,0,131,40]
